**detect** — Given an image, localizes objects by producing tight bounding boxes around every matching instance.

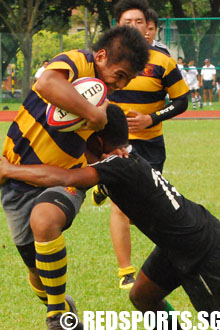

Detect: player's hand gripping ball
[46,77,107,132]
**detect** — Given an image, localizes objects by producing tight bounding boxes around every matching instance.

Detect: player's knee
[129,286,136,305]
[130,285,162,312]
[129,285,152,310]
[30,203,66,238]
[129,285,141,307]
[30,208,50,234]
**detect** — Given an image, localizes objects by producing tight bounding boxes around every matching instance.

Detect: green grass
[0,119,220,329]
[0,101,220,112]
[187,101,220,111]
[0,103,21,111]
[0,123,11,153]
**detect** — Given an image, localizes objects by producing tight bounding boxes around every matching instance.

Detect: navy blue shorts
[203,80,213,90]
[130,135,166,173]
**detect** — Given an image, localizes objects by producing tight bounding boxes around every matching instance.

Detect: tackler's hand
[101,147,129,160]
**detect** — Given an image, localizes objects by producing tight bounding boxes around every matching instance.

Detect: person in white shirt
[186,59,202,109]
[177,57,188,84]
[216,78,220,104]
[201,59,216,106]
[34,60,49,80]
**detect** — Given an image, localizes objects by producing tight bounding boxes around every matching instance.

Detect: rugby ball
[46,77,107,132]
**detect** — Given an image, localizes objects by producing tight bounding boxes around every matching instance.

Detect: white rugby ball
[46,77,107,132]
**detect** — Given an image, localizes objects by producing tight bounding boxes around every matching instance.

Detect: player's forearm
[4,164,70,187]
[149,96,188,125]
[36,69,106,125]
[3,163,99,189]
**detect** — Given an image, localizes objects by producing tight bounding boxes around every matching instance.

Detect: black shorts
[203,80,213,90]
[142,246,181,292]
[142,246,220,313]
[189,88,200,93]
[130,136,166,173]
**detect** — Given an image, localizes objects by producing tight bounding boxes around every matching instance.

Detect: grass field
[0,103,21,111]
[0,119,220,329]
[0,101,220,111]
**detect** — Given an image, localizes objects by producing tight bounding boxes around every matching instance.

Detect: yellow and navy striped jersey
[109,46,189,141]
[3,50,97,191]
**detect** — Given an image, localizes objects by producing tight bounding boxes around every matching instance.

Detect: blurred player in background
[201,58,216,106]
[1,26,149,330]
[217,78,220,103]
[177,56,188,83]
[186,59,203,109]
[34,59,49,80]
[92,0,189,290]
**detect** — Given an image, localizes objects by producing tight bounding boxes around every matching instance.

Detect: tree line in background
[0,0,219,97]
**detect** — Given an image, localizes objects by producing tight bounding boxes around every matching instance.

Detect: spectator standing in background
[186,59,202,109]
[177,56,184,70]
[201,59,216,106]
[177,56,187,84]
[217,78,220,103]
[35,60,49,80]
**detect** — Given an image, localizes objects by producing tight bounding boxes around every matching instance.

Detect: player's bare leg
[203,89,208,105]
[130,270,182,329]
[130,270,169,312]
[191,91,197,109]
[208,89,213,105]
[28,267,48,305]
[110,201,136,289]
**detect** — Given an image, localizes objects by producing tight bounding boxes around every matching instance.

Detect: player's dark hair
[114,0,149,23]
[93,25,149,73]
[98,104,128,148]
[147,8,158,28]
[86,104,128,158]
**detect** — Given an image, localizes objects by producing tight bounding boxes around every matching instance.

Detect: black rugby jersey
[93,146,220,273]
